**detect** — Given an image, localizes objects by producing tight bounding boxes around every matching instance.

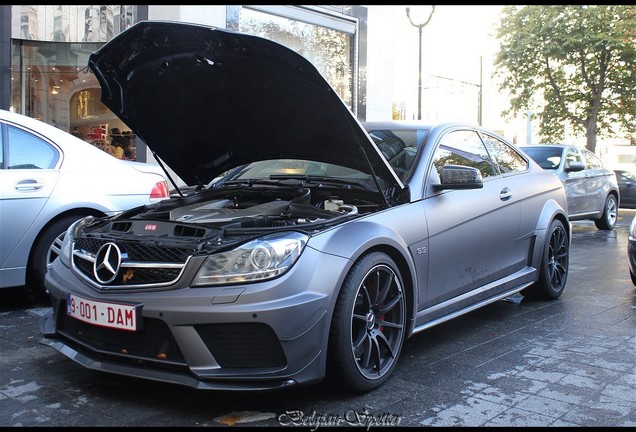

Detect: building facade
[1,5,368,162]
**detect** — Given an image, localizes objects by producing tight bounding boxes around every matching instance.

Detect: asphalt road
[1,210,634,427]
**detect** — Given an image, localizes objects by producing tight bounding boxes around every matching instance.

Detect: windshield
[227,159,371,181]
[522,147,563,170]
[214,126,431,187]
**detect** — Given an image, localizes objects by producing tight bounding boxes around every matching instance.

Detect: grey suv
[520,144,620,230]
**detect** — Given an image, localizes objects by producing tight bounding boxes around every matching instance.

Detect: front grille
[195,323,287,368]
[56,300,186,367]
[75,238,193,262]
[72,237,194,288]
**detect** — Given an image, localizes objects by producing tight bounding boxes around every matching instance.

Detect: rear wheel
[328,252,406,392]
[522,219,569,300]
[594,194,618,230]
[27,215,84,295]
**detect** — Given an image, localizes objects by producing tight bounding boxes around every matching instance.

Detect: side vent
[174,225,206,238]
[111,222,132,232]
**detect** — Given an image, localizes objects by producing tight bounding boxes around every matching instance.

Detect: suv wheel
[594,194,618,230]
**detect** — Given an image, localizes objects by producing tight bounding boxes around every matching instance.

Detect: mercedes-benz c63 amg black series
[40,21,571,393]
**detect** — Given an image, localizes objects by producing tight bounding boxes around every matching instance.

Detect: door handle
[499,187,512,201]
[15,179,44,191]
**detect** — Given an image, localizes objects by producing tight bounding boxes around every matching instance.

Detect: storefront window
[233,6,356,114]
[10,40,137,159]
[10,40,102,128]
[9,5,141,159]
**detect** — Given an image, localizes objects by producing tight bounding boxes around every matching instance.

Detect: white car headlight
[59,216,94,268]
[192,231,308,286]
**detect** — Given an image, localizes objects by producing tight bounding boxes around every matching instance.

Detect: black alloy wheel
[328,252,406,392]
[522,218,569,300]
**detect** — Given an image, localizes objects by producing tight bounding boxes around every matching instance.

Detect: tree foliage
[494,5,636,152]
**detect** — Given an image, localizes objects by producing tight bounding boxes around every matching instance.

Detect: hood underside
[88,20,402,189]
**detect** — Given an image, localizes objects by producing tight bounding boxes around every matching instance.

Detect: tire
[327,252,406,392]
[522,219,569,300]
[27,215,84,294]
[594,194,618,230]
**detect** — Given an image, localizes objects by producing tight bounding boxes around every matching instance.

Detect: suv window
[581,148,603,169]
[521,146,562,169]
[564,147,582,168]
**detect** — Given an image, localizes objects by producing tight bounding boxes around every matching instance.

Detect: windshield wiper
[269,174,377,191]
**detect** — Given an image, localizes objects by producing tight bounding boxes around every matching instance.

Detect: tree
[493,5,636,153]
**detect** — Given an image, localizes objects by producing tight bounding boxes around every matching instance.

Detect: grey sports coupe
[40,21,571,393]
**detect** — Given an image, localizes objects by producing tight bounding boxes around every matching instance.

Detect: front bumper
[40,245,349,391]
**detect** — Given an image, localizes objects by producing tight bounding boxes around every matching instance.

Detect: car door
[580,148,610,213]
[616,170,636,208]
[0,123,61,279]
[422,129,521,311]
[561,146,587,215]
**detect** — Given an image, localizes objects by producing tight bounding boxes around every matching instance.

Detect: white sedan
[0,109,170,294]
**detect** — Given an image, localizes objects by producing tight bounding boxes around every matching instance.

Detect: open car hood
[88,20,403,190]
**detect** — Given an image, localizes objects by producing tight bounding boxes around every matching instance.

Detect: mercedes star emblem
[93,243,122,284]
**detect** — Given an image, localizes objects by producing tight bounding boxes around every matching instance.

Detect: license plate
[66,293,139,331]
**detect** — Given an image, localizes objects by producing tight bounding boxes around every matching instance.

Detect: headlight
[629,215,636,241]
[192,232,309,286]
[58,216,94,268]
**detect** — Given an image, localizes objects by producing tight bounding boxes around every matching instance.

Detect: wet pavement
[1,210,635,427]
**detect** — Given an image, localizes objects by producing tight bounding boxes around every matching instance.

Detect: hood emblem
[94,243,122,284]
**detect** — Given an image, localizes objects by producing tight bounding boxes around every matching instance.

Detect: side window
[481,133,528,174]
[432,130,495,178]
[7,125,59,170]
[565,147,582,166]
[582,148,603,169]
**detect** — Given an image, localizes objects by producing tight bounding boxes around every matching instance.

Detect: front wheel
[594,194,618,230]
[522,219,569,300]
[328,252,406,393]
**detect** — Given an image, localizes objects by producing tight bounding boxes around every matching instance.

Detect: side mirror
[433,165,483,190]
[564,161,585,172]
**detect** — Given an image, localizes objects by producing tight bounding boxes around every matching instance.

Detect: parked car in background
[614,170,636,209]
[0,109,170,294]
[629,215,636,286]
[520,144,620,230]
[41,21,571,393]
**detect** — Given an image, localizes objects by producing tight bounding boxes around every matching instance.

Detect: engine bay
[80,182,385,246]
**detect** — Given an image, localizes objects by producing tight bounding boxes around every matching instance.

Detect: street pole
[406,6,435,120]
